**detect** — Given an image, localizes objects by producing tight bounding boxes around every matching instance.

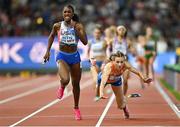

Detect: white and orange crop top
[106,62,125,83]
[57,21,79,46]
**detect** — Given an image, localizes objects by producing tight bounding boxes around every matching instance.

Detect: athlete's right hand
[43,51,50,63]
[89,58,96,66]
[100,96,108,99]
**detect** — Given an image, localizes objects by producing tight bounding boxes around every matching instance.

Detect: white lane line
[0,77,21,86]
[0,81,59,104]
[9,79,92,127]
[155,80,180,118]
[1,113,176,119]
[0,75,50,92]
[96,94,115,127]
[9,99,59,127]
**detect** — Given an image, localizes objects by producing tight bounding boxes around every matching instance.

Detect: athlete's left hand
[74,23,82,32]
[71,20,80,30]
[144,78,153,84]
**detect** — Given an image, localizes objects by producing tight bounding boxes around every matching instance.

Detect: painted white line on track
[0,75,50,92]
[1,113,176,119]
[9,99,59,127]
[9,79,92,127]
[0,77,22,86]
[96,94,115,127]
[0,81,59,104]
[155,80,180,118]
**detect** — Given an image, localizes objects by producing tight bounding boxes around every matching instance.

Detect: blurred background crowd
[0,0,179,51]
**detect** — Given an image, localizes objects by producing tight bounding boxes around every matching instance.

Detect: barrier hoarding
[0,37,176,73]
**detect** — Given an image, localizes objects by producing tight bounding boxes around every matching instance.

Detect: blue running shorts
[97,72,122,86]
[56,51,81,65]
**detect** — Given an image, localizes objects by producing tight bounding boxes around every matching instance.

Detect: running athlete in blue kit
[43,5,87,120]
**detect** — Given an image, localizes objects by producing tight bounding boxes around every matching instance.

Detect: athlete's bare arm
[44,23,60,61]
[74,22,88,45]
[125,61,152,83]
[127,38,137,56]
[103,40,108,49]
[100,63,112,97]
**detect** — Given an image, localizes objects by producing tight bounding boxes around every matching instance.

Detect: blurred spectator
[0,0,179,51]
[157,37,168,54]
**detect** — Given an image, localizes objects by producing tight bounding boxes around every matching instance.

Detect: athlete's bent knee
[60,78,70,85]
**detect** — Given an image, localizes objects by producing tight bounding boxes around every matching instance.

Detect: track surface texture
[0,72,179,127]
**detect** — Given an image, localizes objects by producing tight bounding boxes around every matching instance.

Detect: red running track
[0,72,179,126]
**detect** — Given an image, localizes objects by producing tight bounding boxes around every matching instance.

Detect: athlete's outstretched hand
[43,51,50,63]
[100,96,108,99]
[143,77,153,84]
